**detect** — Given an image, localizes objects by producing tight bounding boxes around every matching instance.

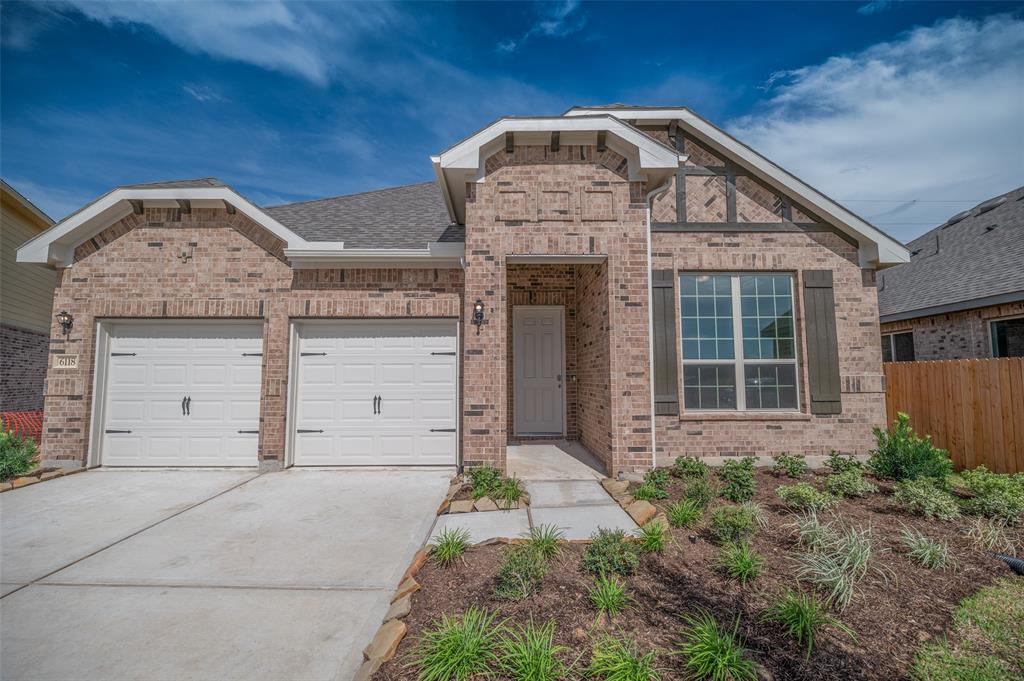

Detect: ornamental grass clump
[590,575,631,618]
[789,512,839,553]
[430,527,471,567]
[635,520,668,554]
[586,637,661,681]
[762,589,855,658]
[868,412,953,483]
[824,469,878,498]
[497,619,568,681]
[900,528,957,570]
[795,523,884,610]
[893,478,960,521]
[716,542,764,586]
[524,524,566,560]
[717,457,756,503]
[965,517,1018,553]
[467,465,502,499]
[771,453,808,479]
[777,483,838,513]
[677,612,757,681]
[497,475,526,506]
[408,607,504,681]
[667,499,704,528]
[632,482,669,501]
[583,528,640,576]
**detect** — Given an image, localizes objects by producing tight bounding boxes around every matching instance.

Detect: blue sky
[2,1,1022,242]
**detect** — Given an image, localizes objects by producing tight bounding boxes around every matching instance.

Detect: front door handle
[185,396,191,415]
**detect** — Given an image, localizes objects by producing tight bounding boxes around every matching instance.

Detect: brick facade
[1,324,49,411]
[880,301,1024,360]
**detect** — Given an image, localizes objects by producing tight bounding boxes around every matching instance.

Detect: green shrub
[590,575,630,617]
[409,607,504,681]
[716,457,756,503]
[632,482,669,501]
[497,619,568,681]
[771,453,808,478]
[777,483,838,512]
[900,528,957,571]
[583,528,640,576]
[635,520,668,554]
[644,468,671,489]
[672,456,710,481]
[762,589,854,658]
[430,528,471,567]
[868,412,953,483]
[795,523,880,610]
[495,545,548,600]
[677,611,757,681]
[667,499,704,528]
[824,469,878,498]
[716,542,764,585]
[709,505,757,544]
[958,466,1024,523]
[586,637,661,681]
[825,450,863,475]
[684,478,716,509]
[467,465,502,499]
[0,432,38,481]
[524,524,565,560]
[894,478,961,521]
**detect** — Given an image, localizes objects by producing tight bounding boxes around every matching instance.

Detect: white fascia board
[284,243,464,269]
[566,108,910,267]
[16,186,312,267]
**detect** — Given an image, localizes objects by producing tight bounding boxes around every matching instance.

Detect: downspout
[644,176,674,471]
[457,254,468,474]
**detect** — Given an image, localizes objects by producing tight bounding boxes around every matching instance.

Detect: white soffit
[565,107,910,267]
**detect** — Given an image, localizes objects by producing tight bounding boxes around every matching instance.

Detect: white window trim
[679,273,800,412]
[988,314,1024,358]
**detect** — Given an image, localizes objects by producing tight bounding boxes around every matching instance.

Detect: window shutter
[651,269,679,415]
[802,270,842,414]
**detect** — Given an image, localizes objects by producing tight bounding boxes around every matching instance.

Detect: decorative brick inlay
[736,176,783,223]
[686,175,727,222]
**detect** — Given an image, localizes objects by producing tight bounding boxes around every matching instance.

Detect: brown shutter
[802,270,842,414]
[651,269,679,415]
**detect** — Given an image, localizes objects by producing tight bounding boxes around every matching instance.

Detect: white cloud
[729,15,1024,241]
[181,84,224,103]
[498,1,586,53]
[857,1,897,16]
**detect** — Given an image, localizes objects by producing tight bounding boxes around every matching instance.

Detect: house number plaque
[52,354,79,369]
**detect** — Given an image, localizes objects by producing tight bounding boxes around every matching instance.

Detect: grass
[632,482,669,501]
[762,588,855,658]
[430,527,472,567]
[635,520,668,553]
[525,524,566,559]
[408,607,504,681]
[589,575,630,617]
[964,517,1017,553]
[912,578,1024,680]
[495,545,549,600]
[498,475,525,506]
[583,528,640,576]
[790,512,839,552]
[795,522,883,610]
[677,611,758,681]
[586,637,661,681]
[467,465,502,500]
[666,499,704,528]
[716,542,764,586]
[497,619,568,681]
[900,527,957,570]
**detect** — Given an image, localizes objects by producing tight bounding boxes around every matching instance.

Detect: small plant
[495,545,548,600]
[740,501,768,529]
[632,482,669,501]
[777,483,838,512]
[762,588,855,658]
[677,611,757,681]
[772,453,808,478]
[795,523,882,610]
[825,450,863,475]
[467,465,502,499]
[635,520,668,553]
[717,457,756,503]
[0,431,38,481]
[893,478,960,521]
[824,469,878,498]
[409,607,504,681]
[900,527,957,570]
[586,637,661,681]
[709,505,757,544]
[667,499,704,528]
[716,542,764,585]
[965,517,1017,553]
[958,466,1024,523]
[684,478,716,509]
[672,456,710,481]
[644,468,671,489]
[524,524,565,559]
[789,512,839,553]
[497,475,525,507]
[430,527,471,567]
[583,528,640,576]
[590,575,630,617]
[497,619,568,681]
[868,412,953,483]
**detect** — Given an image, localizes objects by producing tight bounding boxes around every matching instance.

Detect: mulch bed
[375,468,1015,680]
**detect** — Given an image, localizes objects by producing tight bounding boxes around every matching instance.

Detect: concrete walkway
[1,468,450,681]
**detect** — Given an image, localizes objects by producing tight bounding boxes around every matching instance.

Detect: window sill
[677,411,812,422]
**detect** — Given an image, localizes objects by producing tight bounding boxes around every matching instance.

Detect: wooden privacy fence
[884,358,1024,473]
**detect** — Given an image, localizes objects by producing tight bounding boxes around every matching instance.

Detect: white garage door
[100,323,263,466]
[293,320,458,466]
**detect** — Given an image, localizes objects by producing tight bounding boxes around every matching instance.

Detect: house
[878,186,1024,362]
[2,179,56,412]
[16,106,908,475]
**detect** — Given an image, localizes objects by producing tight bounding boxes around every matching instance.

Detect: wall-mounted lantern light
[472,299,485,332]
[56,310,74,336]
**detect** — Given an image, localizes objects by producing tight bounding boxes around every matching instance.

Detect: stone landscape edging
[0,466,85,493]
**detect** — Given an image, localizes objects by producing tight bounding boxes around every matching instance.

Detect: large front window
[680,273,798,411]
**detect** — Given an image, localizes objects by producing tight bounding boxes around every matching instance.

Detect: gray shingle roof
[264,182,460,248]
[122,177,227,189]
[877,185,1024,321]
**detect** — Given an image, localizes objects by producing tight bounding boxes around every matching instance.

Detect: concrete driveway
[0,468,450,681]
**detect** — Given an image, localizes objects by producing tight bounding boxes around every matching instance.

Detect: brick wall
[880,301,1024,360]
[651,229,886,459]
[575,262,612,471]
[0,324,49,411]
[41,207,463,467]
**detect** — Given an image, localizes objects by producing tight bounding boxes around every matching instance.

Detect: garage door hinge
[430,428,457,433]
[296,429,324,433]
[105,429,132,434]
[430,352,457,356]
[111,352,137,357]
[242,352,262,357]
[237,430,259,434]
[300,352,327,356]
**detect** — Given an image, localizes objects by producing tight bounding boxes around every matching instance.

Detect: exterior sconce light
[472,299,485,333]
[56,310,74,336]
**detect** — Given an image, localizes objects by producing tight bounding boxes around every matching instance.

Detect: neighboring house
[17,106,908,475]
[1,179,56,412]
[878,186,1024,362]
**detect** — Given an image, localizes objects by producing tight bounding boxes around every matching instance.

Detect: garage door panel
[339,399,374,423]
[420,363,457,385]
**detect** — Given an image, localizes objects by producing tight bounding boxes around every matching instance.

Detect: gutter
[644,176,675,472]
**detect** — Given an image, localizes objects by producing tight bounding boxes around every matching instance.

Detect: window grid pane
[744,363,798,410]
[683,364,737,410]
[680,275,734,360]
[739,274,795,360]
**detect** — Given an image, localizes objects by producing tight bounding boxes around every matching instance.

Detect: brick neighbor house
[17,106,908,475]
[878,186,1024,362]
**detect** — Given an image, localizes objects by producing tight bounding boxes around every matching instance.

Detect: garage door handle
[185,396,191,415]
[182,396,187,416]
[430,428,456,433]
[296,429,324,434]
[237,430,259,434]
[105,429,132,434]
[430,352,456,356]
[301,352,327,356]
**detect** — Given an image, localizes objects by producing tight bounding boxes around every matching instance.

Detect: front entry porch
[507,440,607,481]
